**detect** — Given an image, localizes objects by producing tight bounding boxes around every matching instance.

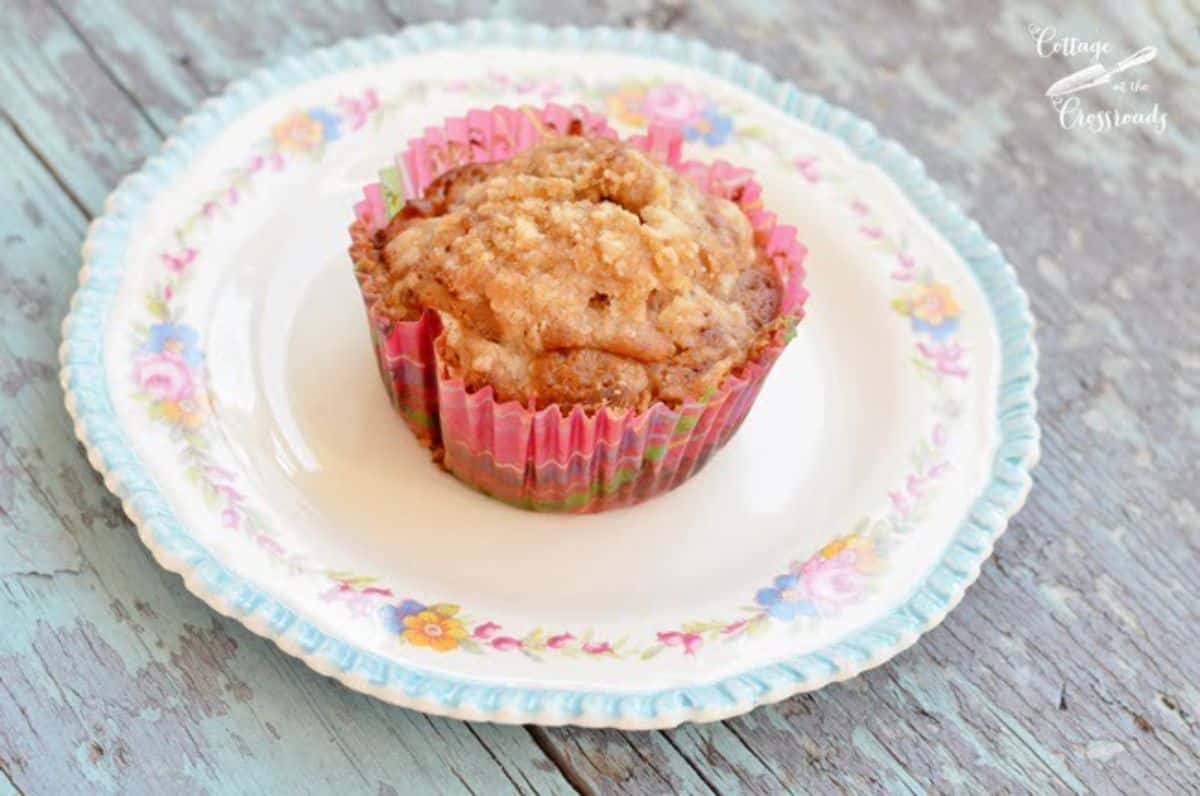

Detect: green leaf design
[640,645,664,661]
[325,570,376,587]
[144,293,169,320]
[429,603,460,618]
[746,616,768,637]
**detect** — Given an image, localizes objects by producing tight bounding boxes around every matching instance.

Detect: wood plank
[52,0,397,129]
[531,727,716,795]
[0,88,573,796]
[0,0,161,214]
[0,113,96,579]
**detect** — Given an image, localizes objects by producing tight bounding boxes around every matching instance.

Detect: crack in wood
[526,726,596,796]
[0,760,27,796]
[0,111,91,220]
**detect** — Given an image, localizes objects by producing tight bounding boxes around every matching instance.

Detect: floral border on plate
[128,77,971,662]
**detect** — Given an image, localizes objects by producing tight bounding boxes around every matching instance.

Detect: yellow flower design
[818,535,881,573]
[605,85,647,127]
[818,536,853,559]
[160,400,203,429]
[896,281,961,325]
[401,610,468,651]
[271,111,325,152]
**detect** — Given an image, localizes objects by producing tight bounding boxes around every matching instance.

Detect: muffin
[350,105,807,512]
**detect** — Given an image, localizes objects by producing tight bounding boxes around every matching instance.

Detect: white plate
[62,22,1039,728]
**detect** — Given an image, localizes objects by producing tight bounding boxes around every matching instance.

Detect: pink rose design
[546,632,575,649]
[641,84,707,127]
[205,464,237,480]
[656,631,703,654]
[135,353,194,402]
[161,248,196,274]
[892,252,917,281]
[216,483,244,503]
[336,89,380,131]
[319,582,390,617]
[582,642,613,655]
[491,636,522,651]
[932,424,948,447]
[473,621,501,639]
[793,157,820,183]
[796,552,867,609]
[916,340,968,379]
[906,474,925,498]
[256,534,283,556]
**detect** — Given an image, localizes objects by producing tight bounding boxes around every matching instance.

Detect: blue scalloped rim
[60,20,1039,728]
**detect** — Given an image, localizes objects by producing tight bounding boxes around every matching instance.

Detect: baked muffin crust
[359,135,783,409]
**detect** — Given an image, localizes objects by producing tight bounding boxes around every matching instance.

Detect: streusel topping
[359,135,782,409]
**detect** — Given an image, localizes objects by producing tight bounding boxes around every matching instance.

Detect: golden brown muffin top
[361,135,783,410]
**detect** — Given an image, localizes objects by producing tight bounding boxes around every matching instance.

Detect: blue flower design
[912,317,960,340]
[754,574,818,621]
[396,599,425,617]
[146,322,201,366]
[379,605,401,633]
[307,108,342,143]
[379,599,426,634]
[684,106,734,146]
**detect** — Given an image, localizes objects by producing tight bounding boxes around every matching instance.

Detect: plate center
[204,174,918,625]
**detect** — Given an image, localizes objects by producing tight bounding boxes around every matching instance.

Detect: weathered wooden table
[2,2,1198,793]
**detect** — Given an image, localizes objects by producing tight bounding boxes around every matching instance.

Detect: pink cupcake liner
[349,104,808,513]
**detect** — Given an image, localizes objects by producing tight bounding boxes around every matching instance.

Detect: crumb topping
[358,135,783,409]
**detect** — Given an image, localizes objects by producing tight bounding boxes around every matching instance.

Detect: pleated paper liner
[349,104,808,512]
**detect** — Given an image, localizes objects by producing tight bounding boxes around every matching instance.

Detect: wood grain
[2,0,1198,793]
